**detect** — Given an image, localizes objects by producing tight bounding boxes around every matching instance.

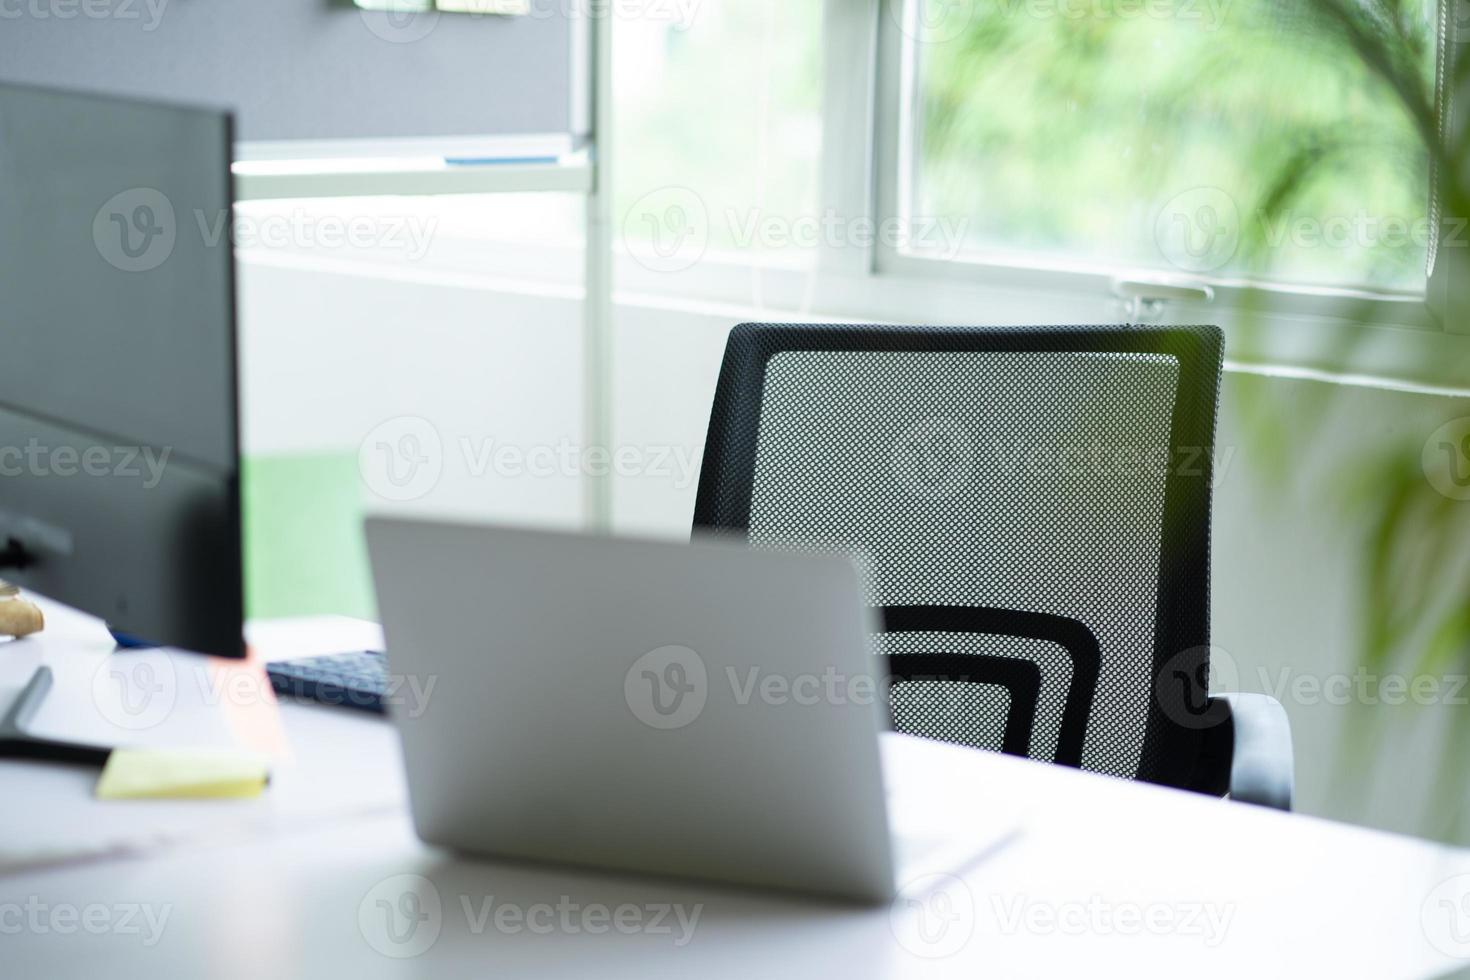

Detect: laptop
[365,518,1018,903]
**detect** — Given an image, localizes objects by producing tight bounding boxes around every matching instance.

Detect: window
[883,0,1438,294]
[615,0,825,267]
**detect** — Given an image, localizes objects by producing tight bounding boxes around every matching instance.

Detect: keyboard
[266,650,390,714]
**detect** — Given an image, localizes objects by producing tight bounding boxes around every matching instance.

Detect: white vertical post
[583,3,615,530]
[1431,0,1470,334]
[818,0,880,281]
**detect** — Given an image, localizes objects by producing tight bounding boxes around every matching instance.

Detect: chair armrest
[1215,693,1294,811]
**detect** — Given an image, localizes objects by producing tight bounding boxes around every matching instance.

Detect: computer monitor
[0,82,244,657]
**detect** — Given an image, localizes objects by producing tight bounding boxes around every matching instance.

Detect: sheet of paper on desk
[19,648,241,749]
[0,667,254,873]
[0,664,408,877]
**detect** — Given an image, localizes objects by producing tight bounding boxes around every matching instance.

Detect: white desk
[3,600,1467,979]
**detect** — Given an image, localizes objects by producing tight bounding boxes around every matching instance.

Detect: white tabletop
[3,599,1468,978]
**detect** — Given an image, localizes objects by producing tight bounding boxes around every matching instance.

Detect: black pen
[0,667,114,767]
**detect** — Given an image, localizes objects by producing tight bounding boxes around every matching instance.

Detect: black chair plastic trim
[880,605,1099,768]
[880,650,1041,759]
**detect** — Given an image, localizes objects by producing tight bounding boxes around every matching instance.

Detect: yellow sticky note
[95,748,270,800]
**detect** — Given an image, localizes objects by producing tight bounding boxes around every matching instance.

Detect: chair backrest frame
[692,323,1224,789]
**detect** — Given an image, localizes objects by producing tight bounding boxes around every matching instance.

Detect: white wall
[1211,373,1470,843]
[238,255,1470,845]
[237,254,585,527]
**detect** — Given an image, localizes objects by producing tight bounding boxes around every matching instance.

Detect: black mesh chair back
[692,323,1224,791]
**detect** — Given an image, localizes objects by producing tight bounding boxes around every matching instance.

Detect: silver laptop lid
[366,518,896,902]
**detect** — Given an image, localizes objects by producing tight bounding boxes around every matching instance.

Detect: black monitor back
[0,82,243,657]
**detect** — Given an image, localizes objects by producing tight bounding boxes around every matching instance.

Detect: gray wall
[0,0,578,141]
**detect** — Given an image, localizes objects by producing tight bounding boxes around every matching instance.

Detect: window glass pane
[904,0,1437,291]
[615,0,824,268]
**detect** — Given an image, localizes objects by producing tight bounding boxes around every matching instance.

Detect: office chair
[692,323,1293,809]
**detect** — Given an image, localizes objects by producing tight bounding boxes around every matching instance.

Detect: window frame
[815,0,1470,386]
